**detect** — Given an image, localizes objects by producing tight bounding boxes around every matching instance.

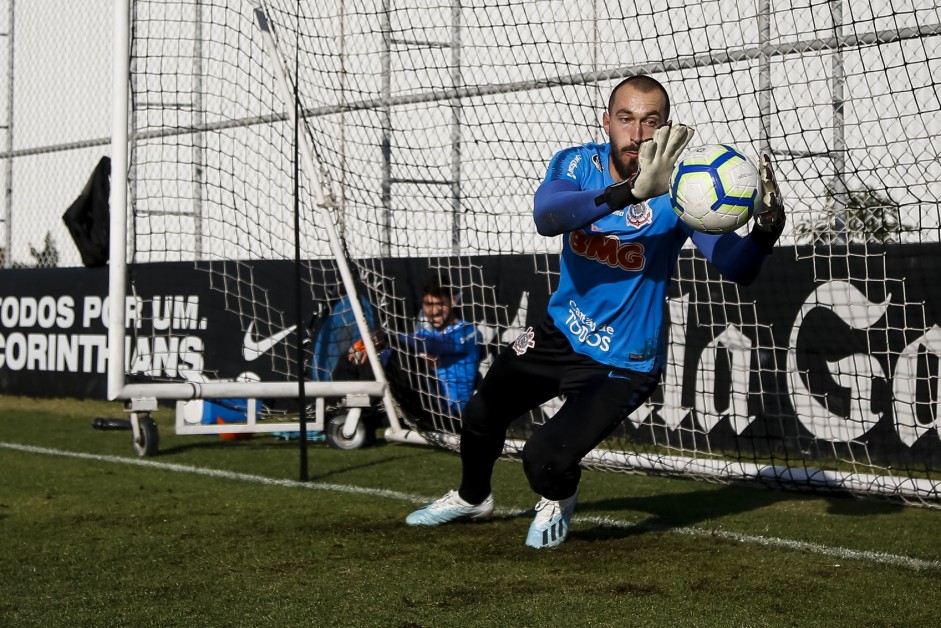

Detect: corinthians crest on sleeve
[625,201,653,228]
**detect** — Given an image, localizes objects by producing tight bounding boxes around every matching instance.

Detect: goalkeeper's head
[603,75,671,182]
[421,275,461,331]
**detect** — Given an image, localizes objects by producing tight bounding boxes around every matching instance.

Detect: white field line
[3,441,939,573]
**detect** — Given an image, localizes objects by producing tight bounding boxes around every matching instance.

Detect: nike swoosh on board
[243,322,297,361]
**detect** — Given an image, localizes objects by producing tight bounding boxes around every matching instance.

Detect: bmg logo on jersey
[565,300,613,351]
[569,230,645,271]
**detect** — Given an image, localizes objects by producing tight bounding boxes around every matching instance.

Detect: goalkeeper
[405,75,786,548]
[335,275,481,426]
[388,275,481,424]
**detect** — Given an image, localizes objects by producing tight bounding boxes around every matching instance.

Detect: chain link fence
[0,0,112,269]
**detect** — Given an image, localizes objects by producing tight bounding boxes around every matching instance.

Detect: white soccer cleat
[525,489,579,549]
[405,490,495,526]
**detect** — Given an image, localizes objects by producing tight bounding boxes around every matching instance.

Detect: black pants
[332,349,450,428]
[458,316,661,503]
[383,351,455,427]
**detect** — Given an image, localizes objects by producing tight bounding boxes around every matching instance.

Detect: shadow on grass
[573,482,905,542]
[152,436,368,456]
[305,448,444,482]
[142,434,444,483]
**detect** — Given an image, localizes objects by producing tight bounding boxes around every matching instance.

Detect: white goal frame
[107,0,941,505]
[107,0,400,440]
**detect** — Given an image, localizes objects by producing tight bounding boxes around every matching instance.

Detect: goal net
[115,0,941,504]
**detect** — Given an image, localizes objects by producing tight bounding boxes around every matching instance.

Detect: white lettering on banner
[126,335,205,380]
[151,295,206,331]
[696,325,754,433]
[57,335,78,371]
[81,295,202,329]
[0,296,75,328]
[654,293,691,430]
[126,296,143,329]
[80,336,107,373]
[0,332,24,369]
[7,281,941,448]
[488,282,941,448]
[476,290,531,381]
[82,295,103,327]
[787,280,887,442]
[0,293,207,377]
[893,325,941,446]
[0,333,205,376]
[653,297,755,434]
[103,295,147,329]
[58,296,76,328]
[0,332,108,373]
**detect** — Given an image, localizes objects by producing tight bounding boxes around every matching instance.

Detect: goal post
[251,4,400,427]
[110,0,941,504]
[107,0,128,403]
[108,0,395,437]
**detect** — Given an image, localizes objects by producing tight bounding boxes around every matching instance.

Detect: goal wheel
[325,413,373,450]
[132,413,160,457]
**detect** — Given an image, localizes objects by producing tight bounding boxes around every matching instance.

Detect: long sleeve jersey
[533,141,776,373]
[397,319,481,415]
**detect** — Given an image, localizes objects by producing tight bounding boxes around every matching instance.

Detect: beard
[610,141,639,182]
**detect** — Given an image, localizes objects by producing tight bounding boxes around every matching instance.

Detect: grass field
[2,395,940,627]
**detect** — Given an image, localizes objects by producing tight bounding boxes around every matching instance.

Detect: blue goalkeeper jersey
[539,141,699,373]
[398,319,481,415]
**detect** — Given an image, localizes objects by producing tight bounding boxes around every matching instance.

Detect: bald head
[608,75,670,121]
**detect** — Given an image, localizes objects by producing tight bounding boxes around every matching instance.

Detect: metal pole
[830,0,848,243]
[757,0,771,158]
[108,0,131,400]
[380,0,392,256]
[449,0,462,255]
[2,0,14,268]
[339,1,347,230]
[291,14,308,481]
[193,0,205,259]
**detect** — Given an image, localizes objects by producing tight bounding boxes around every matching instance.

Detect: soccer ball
[669,144,759,234]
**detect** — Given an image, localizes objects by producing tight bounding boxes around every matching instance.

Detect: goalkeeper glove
[595,123,695,211]
[750,152,786,250]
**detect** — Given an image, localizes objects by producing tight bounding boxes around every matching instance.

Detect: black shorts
[463,315,662,451]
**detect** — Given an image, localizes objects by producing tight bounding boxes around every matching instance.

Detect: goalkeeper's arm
[534,123,694,237]
[534,180,615,237]
[396,326,476,359]
[689,153,786,285]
